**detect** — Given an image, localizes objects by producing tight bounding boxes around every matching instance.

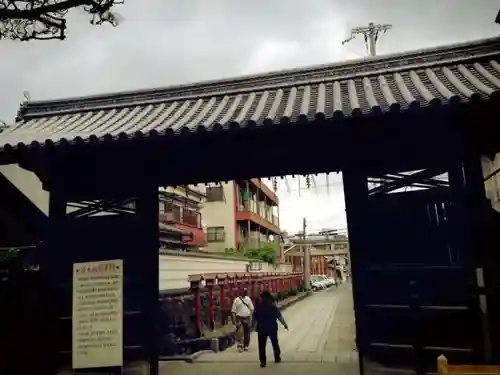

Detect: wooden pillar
[463,154,494,362]
[136,185,160,375]
[189,276,202,336]
[218,274,227,327]
[205,274,216,331]
[227,273,235,307]
[250,274,258,304]
[342,169,369,375]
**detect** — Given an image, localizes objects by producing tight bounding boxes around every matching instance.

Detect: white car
[311,280,323,291]
[310,276,325,290]
[311,275,330,289]
[312,275,331,288]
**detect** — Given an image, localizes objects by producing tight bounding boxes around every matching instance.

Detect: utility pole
[302,217,311,291]
[342,22,392,57]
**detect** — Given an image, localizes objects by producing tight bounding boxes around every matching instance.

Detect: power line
[342,22,392,57]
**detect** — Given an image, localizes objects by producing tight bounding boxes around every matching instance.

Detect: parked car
[310,279,323,291]
[327,277,337,285]
[312,275,331,288]
[319,275,334,287]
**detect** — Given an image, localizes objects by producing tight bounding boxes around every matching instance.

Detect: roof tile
[1,40,500,152]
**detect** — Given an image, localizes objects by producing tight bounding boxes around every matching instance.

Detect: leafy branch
[222,243,277,265]
[0,0,124,41]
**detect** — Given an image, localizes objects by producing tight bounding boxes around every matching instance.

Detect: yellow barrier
[437,355,500,375]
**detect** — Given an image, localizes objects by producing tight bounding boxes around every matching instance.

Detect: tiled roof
[2,37,500,152]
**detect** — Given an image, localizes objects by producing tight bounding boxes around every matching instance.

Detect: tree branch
[0,0,124,41]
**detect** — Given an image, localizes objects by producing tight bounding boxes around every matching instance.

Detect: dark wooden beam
[368,167,446,195]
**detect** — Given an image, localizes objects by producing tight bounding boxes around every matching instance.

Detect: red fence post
[218,273,227,326]
[204,273,216,331]
[254,274,260,302]
[236,273,243,297]
[227,273,235,310]
[246,274,252,294]
[188,274,203,336]
[250,274,258,304]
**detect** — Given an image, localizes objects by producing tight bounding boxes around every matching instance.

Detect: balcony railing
[160,209,202,228]
[237,204,279,227]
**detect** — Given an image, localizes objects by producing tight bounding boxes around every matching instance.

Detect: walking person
[231,288,254,352]
[252,290,289,368]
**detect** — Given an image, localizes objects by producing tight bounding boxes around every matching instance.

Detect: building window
[183,209,201,228]
[207,226,225,242]
[165,200,181,222]
[206,186,224,202]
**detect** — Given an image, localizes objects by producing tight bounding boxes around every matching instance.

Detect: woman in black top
[252,290,289,368]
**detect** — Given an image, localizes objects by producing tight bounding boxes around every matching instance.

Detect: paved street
[160,284,359,375]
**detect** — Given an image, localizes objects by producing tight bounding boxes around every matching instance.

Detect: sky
[0,0,499,234]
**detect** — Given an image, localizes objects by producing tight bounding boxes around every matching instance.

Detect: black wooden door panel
[353,188,482,373]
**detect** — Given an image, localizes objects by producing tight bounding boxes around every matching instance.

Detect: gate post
[189,276,202,337]
[462,155,494,362]
[342,169,369,375]
[218,273,227,325]
[205,274,216,331]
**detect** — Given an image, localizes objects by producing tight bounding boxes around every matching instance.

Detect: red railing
[187,272,303,334]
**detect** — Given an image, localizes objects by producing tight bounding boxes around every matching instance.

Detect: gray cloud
[1,0,498,121]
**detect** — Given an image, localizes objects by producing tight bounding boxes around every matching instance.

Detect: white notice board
[72,259,124,369]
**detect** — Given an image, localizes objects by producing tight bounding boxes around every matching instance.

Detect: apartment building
[200,179,281,253]
[158,185,206,249]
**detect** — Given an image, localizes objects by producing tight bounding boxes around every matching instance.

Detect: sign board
[72,259,124,369]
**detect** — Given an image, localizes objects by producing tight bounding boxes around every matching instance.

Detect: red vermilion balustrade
[188,274,203,336]
[186,272,304,337]
[218,273,227,321]
[204,273,217,330]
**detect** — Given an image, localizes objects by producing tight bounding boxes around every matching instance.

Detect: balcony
[236,204,280,234]
[159,209,205,247]
[249,178,279,205]
[160,210,201,229]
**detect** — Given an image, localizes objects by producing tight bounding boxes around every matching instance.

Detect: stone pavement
[160,284,359,375]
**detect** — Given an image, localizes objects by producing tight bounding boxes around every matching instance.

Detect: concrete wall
[200,182,236,252]
[159,251,293,290]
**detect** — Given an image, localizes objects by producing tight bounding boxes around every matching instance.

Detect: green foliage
[289,285,299,296]
[274,284,300,302]
[218,243,278,265]
[243,243,277,265]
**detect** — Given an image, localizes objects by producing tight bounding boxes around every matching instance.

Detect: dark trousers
[236,316,251,347]
[257,329,281,365]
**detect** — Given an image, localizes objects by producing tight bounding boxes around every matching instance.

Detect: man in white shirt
[231,288,254,352]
